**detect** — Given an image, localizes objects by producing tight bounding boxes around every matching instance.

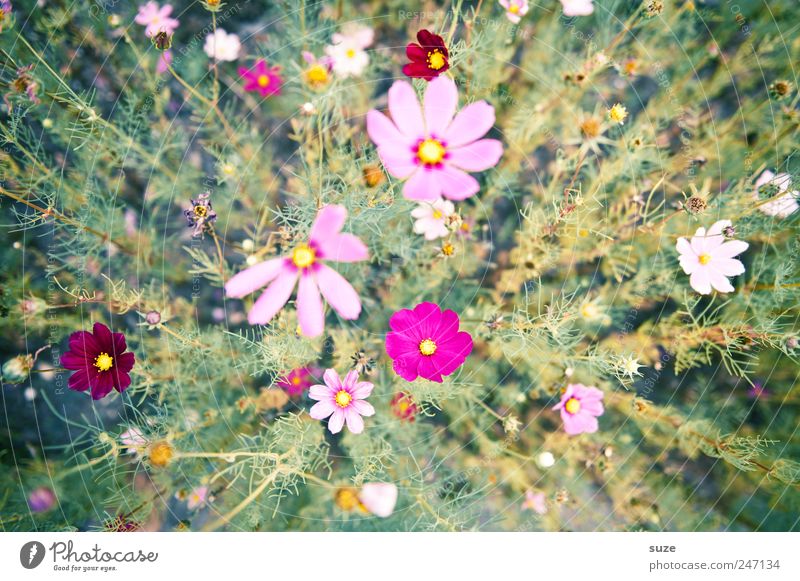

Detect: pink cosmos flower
[385,302,473,383]
[186,486,209,510]
[358,483,398,517]
[521,490,547,515]
[238,59,283,98]
[277,366,321,397]
[560,0,594,17]
[553,383,604,435]
[308,369,375,434]
[134,2,179,38]
[754,170,799,218]
[676,220,748,295]
[366,76,503,202]
[499,0,529,24]
[224,205,368,337]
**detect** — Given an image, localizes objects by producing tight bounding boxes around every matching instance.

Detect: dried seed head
[684,196,707,214]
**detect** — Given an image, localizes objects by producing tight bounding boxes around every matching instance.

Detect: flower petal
[444,101,495,148]
[388,80,424,140]
[328,410,345,434]
[316,233,368,263]
[309,205,346,244]
[351,381,374,400]
[447,139,503,172]
[315,264,362,320]
[67,370,91,392]
[714,258,745,277]
[403,168,442,201]
[309,400,337,420]
[351,399,375,416]
[297,274,325,338]
[716,240,748,259]
[247,270,298,325]
[436,165,480,201]
[309,383,333,400]
[323,368,342,390]
[424,76,458,137]
[689,269,712,295]
[367,110,411,148]
[225,258,285,298]
[344,409,365,434]
[708,269,735,293]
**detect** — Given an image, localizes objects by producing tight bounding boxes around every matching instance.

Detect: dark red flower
[390,392,418,422]
[402,29,450,81]
[60,322,135,400]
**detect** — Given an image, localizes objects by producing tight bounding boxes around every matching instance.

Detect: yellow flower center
[306,64,329,84]
[441,242,455,256]
[417,139,446,165]
[698,253,711,265]
[335,389,352,408]
[432,209,443,219]
[291,244,316,269]
[509,4,520,13]
[346,48,356,59]
[291,376,302,385]
[609,103,628,124]
[419,338,437,356]
[94,352,114,371]
[193,205,208,218]
[427,49,446,70]
[581,303,599,319]
[565,397,581,414]
[257,75,270,88]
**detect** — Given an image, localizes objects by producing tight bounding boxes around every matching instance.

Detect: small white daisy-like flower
[203,29,241,62]
[325,25,373,78]
[753,170,799,218]
[676,220,748,295]
[617,354,644,378]
[411,198,455,240]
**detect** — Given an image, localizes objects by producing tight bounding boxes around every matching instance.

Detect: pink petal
[359,483,398,517]
[316,234,368,263]
[225,258,285,298]
[367,110,412,148]
[436,165,480,200]
[675,237,692,256]
[424,76,458,137]
[323,368,342,390]
[328,410,345,434]
[403,169,442,201]
[430,331,473,376]
[392,354,421,381]
[689,269,712,295]
[386,332,420,358]
[309,384,333,400]
[377,147,418,179]
[417,357,444,382]
[716,240,748,258]
[61,351,90,371]
[447,139,503,172]
[351,381,374,400]
[715,258,745,276]
[297,274,324,337]
[247,270,298,325]
[350,399,375,416]
[309,400,337,419]
[344,408,365,433]
[444,101,495,148]
[708,270,734,293]
[315,264,362,320]
[388,81,425,140]
[343,370,359,387]
[309,205,346,245]
[412,302,442,336]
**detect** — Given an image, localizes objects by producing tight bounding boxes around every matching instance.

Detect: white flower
[560,0,594,16]
[325,25,373,78]
[186,486,210,510]
[203,29,241,62]
[753,170,799,218]
[536,451,555,468]
[498,0,529,23]
[676,220,748,295]
[411,198,454,240]
[358,482,397,517]
[617,354,644,379]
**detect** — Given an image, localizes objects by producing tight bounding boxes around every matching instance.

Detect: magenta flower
[385,302,473,383]
[134,2,179,38]
[309,369,375,434]
[60,323,136,400]
[238,59,283,98]
[277,366,321,397]
[552,383,604,435]
[366,76,503,201]
[224,205,368,337]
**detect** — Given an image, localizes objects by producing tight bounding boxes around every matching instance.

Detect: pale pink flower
[522,490,547,515]
[676,220,748,295]
[120,427,147,455]
[358,483,398,517]
[186,486,209,510]
[309,369,375,434]
[754,170,799,218]
[326,25,373,78]
[224,205,368,336]
[203,29,241,62]
[412,198,454,240]
[553,383,604,435]
[367,76,503,201]
[560,0,594,17]
[499,0,529,23]
[134,2,179,38]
